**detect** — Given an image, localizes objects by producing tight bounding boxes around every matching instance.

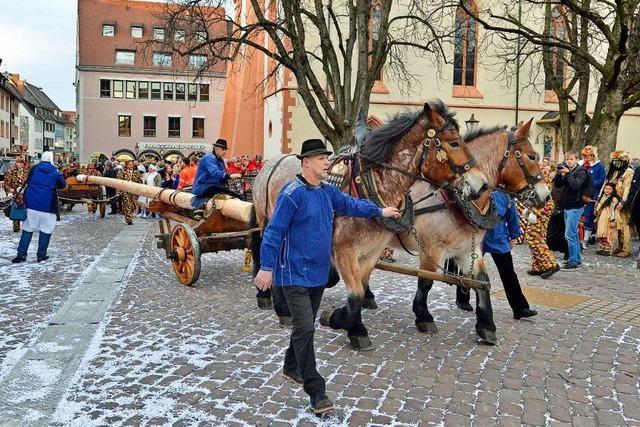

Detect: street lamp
[465,114,479,132]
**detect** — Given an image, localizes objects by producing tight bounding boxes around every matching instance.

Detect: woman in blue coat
[12,151,66,263]
[457,191,537,319]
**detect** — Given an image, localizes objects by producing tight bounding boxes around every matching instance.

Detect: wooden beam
[374,262,490,291]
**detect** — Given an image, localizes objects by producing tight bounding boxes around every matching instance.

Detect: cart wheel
[99,202,106,218]
[170,224,201,286]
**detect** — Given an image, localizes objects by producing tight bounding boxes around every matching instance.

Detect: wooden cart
[153,203,260,285]
[76,174,259,286]
[58,176,107,218]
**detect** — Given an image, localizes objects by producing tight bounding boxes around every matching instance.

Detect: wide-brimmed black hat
[213,138,228,149]
[296,138,333,159]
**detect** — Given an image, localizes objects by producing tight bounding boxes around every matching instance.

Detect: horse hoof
[348,335,373,351]
[416,321,438,334]
[257,297,272,310]
[362,298,378,310]
[319,309,334,328]
[278,316,293,328]
[476,328,497,345]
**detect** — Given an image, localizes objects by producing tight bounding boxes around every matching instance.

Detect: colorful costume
[117,168,142,225]
[603,151,635,257]
[521,170,559,274]
[4,163,29,232]
[83,164,102,214]
[595,193,623,255]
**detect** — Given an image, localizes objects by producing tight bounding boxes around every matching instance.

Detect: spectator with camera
[553,151,588,269]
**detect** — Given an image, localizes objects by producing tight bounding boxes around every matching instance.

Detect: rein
[497,132,544,201]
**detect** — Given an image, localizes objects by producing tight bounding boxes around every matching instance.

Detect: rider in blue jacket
[255,139,400,415]
[192,138,241,197]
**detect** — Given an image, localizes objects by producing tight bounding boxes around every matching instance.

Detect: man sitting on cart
[191,139,242,213]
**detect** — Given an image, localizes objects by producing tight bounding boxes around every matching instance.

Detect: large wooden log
[76,174,254,223]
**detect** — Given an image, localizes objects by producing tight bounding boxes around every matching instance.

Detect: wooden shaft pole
[374,262,490,291]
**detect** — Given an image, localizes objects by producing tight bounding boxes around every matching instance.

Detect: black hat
[213,138,228,149]
[297,138,333,159]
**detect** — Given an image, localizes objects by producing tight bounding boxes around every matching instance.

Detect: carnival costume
[602,150,635,257]
[117,167,142,225]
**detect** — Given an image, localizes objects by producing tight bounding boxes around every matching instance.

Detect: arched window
[453,0,478,89]
[545,6,567,93]
[369,0,388,93]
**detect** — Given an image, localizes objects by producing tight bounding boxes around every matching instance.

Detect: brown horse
[362,119,550,344]
[252,101,489,349]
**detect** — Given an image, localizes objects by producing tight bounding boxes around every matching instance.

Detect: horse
[252,101,489,350]
[358,119,550,345]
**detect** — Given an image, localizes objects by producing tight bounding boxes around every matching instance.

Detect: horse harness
[497,132,544,202]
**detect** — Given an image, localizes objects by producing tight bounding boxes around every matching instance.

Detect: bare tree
[462,0,640,155]
[153,0,457,150]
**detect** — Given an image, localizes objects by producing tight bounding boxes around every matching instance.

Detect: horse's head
[410,101,488,200]
[496,119,550,207]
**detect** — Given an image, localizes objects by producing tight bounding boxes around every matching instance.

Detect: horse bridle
[497,131,544,200]
[366,120,477,189]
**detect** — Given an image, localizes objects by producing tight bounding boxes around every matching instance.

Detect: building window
[143,116,156,137]
[175,83,186,101]
[163,83,174,100]
[168,117,180,138]
[174,29,186,42]
[545,6,567,93]
[189,54,207,68]
[100,79,111,98]
[131,26,143,38]
[192,118,205,138]
[454,1,477,86]
[153,28,165,41]
[115,50,135,65]
[126,81,136,99]
[199,84,209,102]
[153,52,172,67]
[138,81,149,99]
[188,84,198,101]
[102,24,115,36]
[113,80,124,98]
[196,30,207,43]
[118,115,131,137]
[150,82,161,100]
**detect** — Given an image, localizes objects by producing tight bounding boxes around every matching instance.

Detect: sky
[0,0,234,112]
[0,0,78,111]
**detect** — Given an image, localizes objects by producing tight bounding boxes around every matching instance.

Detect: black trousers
[281,285,326,399]
[457,252,529,314]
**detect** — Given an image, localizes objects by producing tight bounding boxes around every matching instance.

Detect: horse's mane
[361,100,459,163]
[463,125,507,143]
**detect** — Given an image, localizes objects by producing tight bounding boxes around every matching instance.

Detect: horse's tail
[250,231,262,278]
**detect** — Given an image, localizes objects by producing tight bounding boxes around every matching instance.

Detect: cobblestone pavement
[28,219,636,426]
[1,213,639,426]
[0,211,124,381]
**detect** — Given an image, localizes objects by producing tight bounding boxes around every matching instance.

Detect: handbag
[9,202,27,221]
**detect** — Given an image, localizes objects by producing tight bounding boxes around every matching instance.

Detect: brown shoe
[282,370,303,387]
[615,251,630,258]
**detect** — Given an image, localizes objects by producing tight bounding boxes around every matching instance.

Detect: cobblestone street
[1,213,639,426]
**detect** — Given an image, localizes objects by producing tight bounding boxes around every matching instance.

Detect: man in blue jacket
[255,138,400,415]
[456,190,537,319]
[191,138,241,197]
[12,151,66,263]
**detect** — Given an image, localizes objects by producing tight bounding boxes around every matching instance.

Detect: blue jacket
[482,191,521,254]
[192,153,229,196]
[261,176,382,287]
[24,162,66,214]
[587,161,605,198]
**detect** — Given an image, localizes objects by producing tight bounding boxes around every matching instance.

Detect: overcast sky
[0,0,77,111]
